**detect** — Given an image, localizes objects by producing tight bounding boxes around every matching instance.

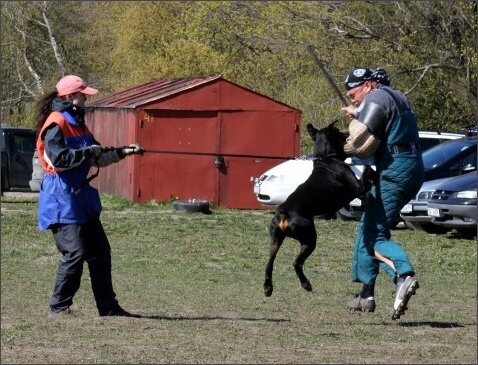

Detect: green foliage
[1,1,476,145]
[80,2,228,92]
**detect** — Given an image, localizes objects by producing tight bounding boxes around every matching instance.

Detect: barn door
[217,111,300,209]
[136,109,220,203]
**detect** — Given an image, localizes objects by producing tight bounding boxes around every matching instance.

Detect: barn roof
[85,75,299,111]
[86,75,221,109]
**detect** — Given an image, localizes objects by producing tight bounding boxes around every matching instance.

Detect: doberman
[263,121,377,297]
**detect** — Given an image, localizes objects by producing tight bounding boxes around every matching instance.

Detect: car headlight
[455,190,477,199]
[418,190,434,200]
[267,175,284,183]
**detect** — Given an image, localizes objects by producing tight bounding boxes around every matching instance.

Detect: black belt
[390,142,420,154]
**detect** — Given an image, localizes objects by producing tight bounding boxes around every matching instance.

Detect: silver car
[400,176,455,233]
[427,172,477,236]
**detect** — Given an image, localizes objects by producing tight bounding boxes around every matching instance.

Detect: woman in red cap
[34,75,144,317]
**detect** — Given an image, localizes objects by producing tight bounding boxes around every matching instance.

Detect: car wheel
[315,212,336,220]
[390,217,402,229]
[335,209,355,221]
[1,168,8,192]
[455,228,476,239]
[172,199,211,214]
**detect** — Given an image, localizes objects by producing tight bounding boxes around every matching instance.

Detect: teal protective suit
[350,85,424,285]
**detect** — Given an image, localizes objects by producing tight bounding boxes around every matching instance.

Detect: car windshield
[422,140,473,169]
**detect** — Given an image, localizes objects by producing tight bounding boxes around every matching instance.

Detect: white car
[253,155,363,207]
[252,130,465,218]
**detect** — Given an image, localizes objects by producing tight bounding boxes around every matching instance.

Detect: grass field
[1,193,476,364]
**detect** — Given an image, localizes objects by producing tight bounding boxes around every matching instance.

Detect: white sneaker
[392,276,419,320]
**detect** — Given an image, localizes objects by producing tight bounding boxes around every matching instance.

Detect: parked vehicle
[415,131,465,151]
[340,131,475,221]
[252,130,466,222]
[336,131,466,221]
[422,135,477,181]
[253,156,315,206]
[427,171,477,236]
[1,126,37,192]
[399,176,455,233]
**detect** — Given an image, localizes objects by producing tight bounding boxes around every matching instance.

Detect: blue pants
[49,219,119,315]
[351,155,424,285]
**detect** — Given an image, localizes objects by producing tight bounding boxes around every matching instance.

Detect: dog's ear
[306,123,318,141]
[328,119,339,129]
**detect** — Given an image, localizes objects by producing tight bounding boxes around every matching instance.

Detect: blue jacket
[37,109,102,230]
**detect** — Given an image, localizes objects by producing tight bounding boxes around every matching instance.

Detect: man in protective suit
[341,68,424,320]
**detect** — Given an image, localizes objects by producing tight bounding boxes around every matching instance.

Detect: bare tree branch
[404,64,441,95]
[36,1,66,75]
[13,26,43,96]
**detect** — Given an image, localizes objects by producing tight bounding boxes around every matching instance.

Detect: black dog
[263,121,377,297]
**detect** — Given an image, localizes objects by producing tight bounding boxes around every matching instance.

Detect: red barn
[85,75,301,209]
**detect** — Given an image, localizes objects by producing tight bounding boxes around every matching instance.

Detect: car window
[448,149,477,173]
[14,134,36,154]
[418,138,441,152]
[422,141,475,169]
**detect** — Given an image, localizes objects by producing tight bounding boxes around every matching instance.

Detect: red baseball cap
[56,75,98,96]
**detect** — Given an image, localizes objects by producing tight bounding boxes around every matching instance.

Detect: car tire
[403,220,446,233]
[1,168,8,192]
[455,228,476,239]
[335,209,355,221]
[421,224,450,234]
[390,217,402,229]
[172,199,211,214]
[315,212,336,220]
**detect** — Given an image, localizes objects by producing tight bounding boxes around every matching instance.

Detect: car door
[8,132,35,188]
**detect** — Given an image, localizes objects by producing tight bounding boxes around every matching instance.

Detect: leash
[142,149,296,160]
[72,147,296,196]
[72,146,119,195]
[73,157,100,195]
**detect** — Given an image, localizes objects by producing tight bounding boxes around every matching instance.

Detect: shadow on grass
[392,321,466,328]
[132,314,290,322]
[447,230,477,240]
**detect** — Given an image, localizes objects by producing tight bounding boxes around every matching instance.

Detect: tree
[1,1,90,126]
[1,1,475,143]
[80,2,229,93]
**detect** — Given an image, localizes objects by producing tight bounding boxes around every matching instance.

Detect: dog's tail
[278,211,289,231]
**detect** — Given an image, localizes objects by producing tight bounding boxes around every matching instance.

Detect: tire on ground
[172,199,211,214]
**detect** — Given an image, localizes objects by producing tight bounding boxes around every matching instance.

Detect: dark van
[1,126,37,192]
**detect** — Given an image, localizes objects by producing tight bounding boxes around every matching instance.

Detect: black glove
[89,145,103,158]
[122,143,145,156]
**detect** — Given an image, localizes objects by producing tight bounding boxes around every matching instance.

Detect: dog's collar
[311,153,339,161]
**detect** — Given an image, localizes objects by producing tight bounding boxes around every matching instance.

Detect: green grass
[1,193,476,364]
